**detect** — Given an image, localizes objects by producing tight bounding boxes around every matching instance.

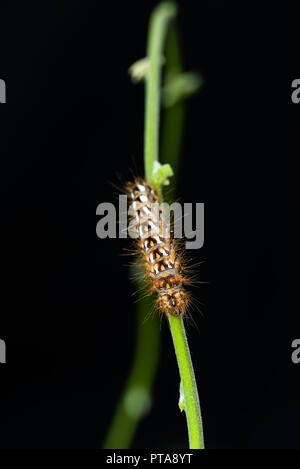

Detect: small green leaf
[128,58,150,83]
[151,161,174,188]
[129,56,165,83]
[163,72,203,107]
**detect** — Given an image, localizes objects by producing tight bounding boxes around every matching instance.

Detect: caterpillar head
[157,289,189,317]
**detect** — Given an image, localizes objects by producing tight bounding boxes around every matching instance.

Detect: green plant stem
[103,296,160,449]
[144,2,177,183]
[144,2,205,449]
[103,1,204,450]
[102,3,177,450]
[168,316,204,448]
[161,22,184,193]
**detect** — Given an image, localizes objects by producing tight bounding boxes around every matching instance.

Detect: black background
[0,0,299,449]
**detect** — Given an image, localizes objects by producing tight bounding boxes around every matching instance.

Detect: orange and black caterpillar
[126,178,190,317]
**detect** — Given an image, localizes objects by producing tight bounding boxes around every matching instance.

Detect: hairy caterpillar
[126,178,190,317]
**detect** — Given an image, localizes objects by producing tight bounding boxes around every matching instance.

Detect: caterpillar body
[126,178,190,317]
